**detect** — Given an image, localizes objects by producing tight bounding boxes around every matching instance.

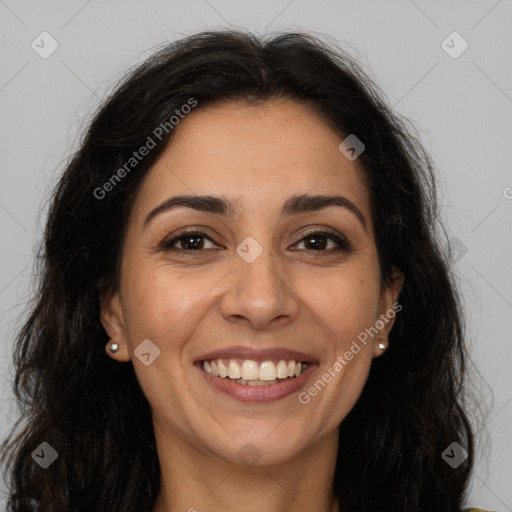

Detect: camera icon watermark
[237,442,262,467]
[236,236,263,263]
[441,31,468,59]
[338,134,365,161]
[442,442,468,469]
[31,31,59,59]
[31,441,58,469]
[134,338,161,366]
[446,237,468,264]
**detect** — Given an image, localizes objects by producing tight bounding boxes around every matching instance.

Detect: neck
[152,424,340,512]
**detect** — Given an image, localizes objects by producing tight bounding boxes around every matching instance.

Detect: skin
[101,99,404,512]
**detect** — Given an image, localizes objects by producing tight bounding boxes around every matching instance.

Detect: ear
[372,269,404,358]
[100,288,131,362]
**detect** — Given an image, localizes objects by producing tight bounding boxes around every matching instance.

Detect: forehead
[132,99,371,224]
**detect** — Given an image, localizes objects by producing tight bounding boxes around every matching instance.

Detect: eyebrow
[143,194,367,231]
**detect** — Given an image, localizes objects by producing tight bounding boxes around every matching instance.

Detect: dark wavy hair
[1,29,476,511]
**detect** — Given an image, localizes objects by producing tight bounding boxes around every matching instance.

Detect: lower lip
[195,362,317,403]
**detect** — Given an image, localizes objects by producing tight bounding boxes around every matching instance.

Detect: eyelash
[159,229,353,255]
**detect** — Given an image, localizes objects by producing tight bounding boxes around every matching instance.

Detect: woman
[0,29,490,512]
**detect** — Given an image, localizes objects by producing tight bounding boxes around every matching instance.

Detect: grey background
[1,0,511,510]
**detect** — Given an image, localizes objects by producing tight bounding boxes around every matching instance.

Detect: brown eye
[294,231,352,253]
[161,231,217,252]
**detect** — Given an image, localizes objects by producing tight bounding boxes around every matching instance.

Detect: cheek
[119,258,220,349]
[306,272,380,422]
[309,267,381,347]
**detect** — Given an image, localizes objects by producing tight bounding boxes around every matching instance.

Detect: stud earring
[378,342,387,351]
[109,342,119,353]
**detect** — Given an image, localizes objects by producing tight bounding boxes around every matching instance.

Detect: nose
[220,244,300,330]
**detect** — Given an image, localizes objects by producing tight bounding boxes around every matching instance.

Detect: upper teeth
[202,359,308,380]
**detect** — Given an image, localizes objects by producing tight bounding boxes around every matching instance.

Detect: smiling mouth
[200,358,310,386]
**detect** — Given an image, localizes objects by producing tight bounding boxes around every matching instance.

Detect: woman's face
[102,99,402,466]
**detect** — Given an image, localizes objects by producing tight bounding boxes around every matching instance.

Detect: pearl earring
[378,342,387,351]
[109,342,119,353]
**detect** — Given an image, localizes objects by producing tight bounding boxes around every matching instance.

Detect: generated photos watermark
[298,301,402,404]
[93,97,198,200]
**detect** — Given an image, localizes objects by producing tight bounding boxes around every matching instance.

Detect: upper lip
[194,345,317,363]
